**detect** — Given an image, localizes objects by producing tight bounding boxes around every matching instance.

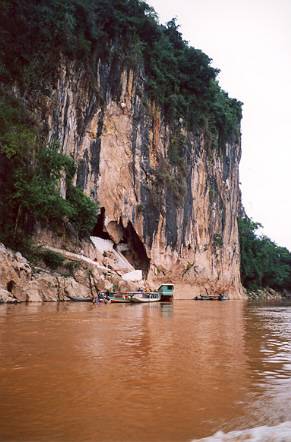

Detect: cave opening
[91,207,111,239]
[7,280,16,293]
[116,220,150,278]
[91,208,150,278]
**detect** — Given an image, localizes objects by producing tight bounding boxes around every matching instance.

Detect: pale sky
[147,0,291,251]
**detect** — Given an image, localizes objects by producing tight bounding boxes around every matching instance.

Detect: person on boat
[99,292,105,302]
[93,291,99,304]
[104,290,111,303]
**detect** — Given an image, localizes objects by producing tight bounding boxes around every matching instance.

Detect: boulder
[0,288,17,303]
[0,243,31,300]
[23,274,60,302]
[122,270,143,282]
[63,277,92,301]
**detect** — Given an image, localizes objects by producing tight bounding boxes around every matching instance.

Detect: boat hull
[68,297,92,302]
[193,294,229,301]
[109,295,132,303]
[157,284,174,302]
[160,294,173,302]
[131,293,161,303]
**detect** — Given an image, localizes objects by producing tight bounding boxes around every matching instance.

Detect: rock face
[39,60,244,298]
[0,243,32,302]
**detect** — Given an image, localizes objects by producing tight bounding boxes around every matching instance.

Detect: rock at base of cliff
[24,274,61,302]
[0,288,18,303]
[63,277,92,301]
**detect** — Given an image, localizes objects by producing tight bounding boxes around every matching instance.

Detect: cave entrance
[7,280,16,293]
[92,207,111,239]
[116,220,150,278]
[91,208,150,278]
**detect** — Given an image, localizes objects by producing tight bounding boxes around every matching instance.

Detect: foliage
[213,233,223,248]
[168,131,186,166]
[238,217,291,291]
[0,0,242,140]
[0,90,98,252]
[63,260,80,276]
[153,157,187,206]
[66,184,98,238]
[38,249,65,270]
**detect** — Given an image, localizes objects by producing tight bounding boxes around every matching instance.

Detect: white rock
[122,270,143,282]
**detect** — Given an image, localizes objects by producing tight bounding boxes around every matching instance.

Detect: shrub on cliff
[238,217,291,291]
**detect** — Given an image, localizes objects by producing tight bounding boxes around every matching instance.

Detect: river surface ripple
[1,301,291,441]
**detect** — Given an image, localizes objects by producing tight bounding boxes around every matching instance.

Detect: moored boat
[158,284,174,301]
[193,294,229,301]
[67,296,93,302]
[108,292,133,303]
[131,292,161,303]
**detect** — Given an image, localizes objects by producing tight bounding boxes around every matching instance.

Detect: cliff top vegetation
[0,0,242,145]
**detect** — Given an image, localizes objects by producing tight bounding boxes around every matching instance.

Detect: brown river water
[1,300,291,442]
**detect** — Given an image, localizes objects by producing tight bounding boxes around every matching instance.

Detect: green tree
[238,216,291,291]
[0,90,98,251]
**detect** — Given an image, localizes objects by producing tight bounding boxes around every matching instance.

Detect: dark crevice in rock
[165,189,177,248]
[6,280,16,293]
[141,183,160,248]
[108,54,122,102]
[182,167,193,245]
[92,207,110,239]
[90,107,105,182]
[76,149,89,190]
[119,220,150,278]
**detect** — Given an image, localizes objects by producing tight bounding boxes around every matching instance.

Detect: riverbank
[247,288,290,301]
[0,242,246,303]
[0,243,146,304]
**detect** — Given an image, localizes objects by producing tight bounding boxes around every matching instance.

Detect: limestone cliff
[34,59,243,298]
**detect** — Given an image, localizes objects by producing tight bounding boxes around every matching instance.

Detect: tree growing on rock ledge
[0,90,98,255]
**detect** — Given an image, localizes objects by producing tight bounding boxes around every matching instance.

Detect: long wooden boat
[103,284,175,304]
[193,294,229,301]
[68,296,93,302]
[131,292,161,303]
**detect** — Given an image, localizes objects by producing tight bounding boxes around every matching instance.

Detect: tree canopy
[0,0,242,143]
[238,217,291,291]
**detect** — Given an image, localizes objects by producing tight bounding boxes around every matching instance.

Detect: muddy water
[1,301,291,442]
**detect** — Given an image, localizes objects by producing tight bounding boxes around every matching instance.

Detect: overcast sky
[147,0,291,251]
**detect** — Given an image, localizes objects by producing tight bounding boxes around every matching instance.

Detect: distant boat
[131,292,161,303]
[158,284,174,302]
[193,294,229,301]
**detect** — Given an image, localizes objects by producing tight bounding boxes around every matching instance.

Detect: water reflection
[1,301,291,441]
[159,302,173,318]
